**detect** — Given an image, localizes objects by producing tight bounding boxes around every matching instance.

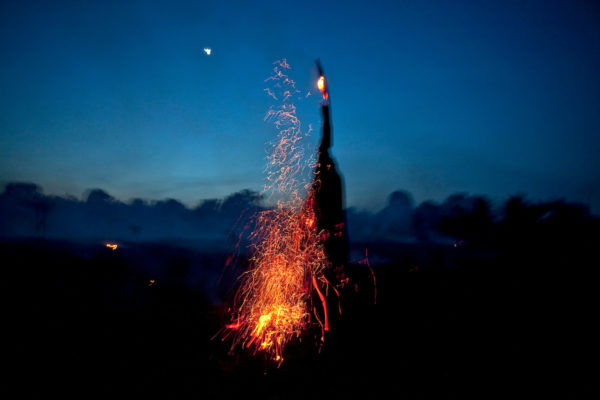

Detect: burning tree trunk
[312,62,349,317]
[312,103,348,281]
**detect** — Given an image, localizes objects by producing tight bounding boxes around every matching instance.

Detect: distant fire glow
[222,59,333,364]
[105,243,118,250]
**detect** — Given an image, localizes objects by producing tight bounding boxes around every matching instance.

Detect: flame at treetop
[317,76,327,100]
[223,59,333,365]
[317,76,325,92]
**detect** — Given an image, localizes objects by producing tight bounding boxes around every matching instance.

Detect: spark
[362,249,377,305]
[264,88,278,100]
[273,59,291,69]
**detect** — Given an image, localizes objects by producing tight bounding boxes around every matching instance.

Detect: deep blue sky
[1,0,599,212]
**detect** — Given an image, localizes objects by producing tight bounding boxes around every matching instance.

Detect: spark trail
[223,60,331,365]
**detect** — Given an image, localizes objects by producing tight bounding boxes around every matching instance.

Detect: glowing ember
[223,59,333,364]
[105,243,118,251]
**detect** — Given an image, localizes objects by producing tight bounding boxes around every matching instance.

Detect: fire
[227,196,329,363]
[223,59,334,364]
[105,243,117,250]
[317,75,327,99]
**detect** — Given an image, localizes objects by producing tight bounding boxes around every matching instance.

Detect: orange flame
[223,60,333,364]
[105,243,117,251]
[317,76,325,92]
[317,75,328,100]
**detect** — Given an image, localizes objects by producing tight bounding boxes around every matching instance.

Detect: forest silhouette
[2,181,597,398]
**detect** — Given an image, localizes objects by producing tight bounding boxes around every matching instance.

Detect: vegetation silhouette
[2,182,597,397]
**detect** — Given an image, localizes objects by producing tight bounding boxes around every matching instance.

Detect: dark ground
[3,237,596,399]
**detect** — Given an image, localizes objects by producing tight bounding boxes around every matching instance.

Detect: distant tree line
[0,183,262,246]
[1,183,597,256]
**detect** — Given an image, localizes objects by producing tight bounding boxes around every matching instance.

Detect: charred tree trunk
[312,103,348,282]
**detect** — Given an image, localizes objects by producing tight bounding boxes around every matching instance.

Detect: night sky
[1,0,599,212]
